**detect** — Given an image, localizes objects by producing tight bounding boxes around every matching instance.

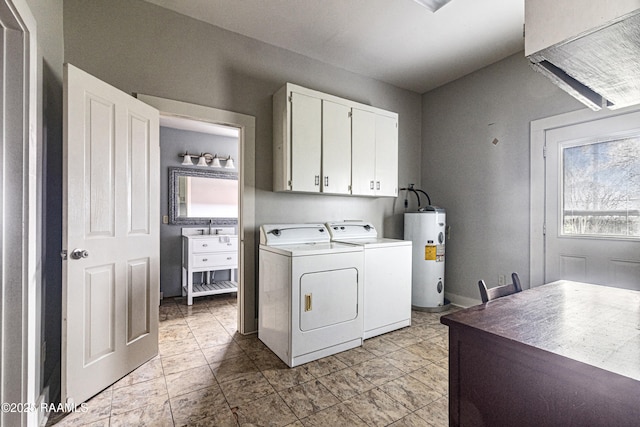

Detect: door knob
[70,249,89,260]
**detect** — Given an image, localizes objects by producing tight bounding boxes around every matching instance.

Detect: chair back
[478,272,523,303]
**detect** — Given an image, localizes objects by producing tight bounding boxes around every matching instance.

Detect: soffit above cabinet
[524,0,640,55]
[525,0,640,110]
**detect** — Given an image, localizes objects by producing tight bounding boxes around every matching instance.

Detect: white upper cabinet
[374,114,399,197]
[273,83,398,197]
[290,92,322,193]
[351,109,376,196]
[322,100,352,195]
[351,109,398,197]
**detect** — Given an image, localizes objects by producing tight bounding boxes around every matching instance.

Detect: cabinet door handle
[227,242,232,246]
[202,258,208,262]
[324,176,329,187]
[314,175,320,186]
[202,244,208,247]
[227,257,232,260]
[376,181,380,190]
[370,180,374,190]
[305,294,312,311]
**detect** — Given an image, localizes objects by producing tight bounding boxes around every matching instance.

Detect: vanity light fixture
[196,154,208,167]
[211,154,222,168]
[181,151,194,166]
[178,152,235,169]
[225,157,235,169]
[180,151,210,166]
[412,0,453,12]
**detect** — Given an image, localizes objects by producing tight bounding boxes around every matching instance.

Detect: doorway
[138,94,256,334]
[530,107,640,289]
[159,117,241,324]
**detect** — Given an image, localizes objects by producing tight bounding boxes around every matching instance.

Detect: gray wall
[421,52,583,304]
[63,0,423,321]
[160,127,239,296]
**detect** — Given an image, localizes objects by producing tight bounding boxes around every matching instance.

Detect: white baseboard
[444,292,481,309]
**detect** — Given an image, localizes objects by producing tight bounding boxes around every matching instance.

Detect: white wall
[421,52,583,304]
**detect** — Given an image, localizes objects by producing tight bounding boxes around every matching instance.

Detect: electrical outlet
[498,274,506,286]
[162,215,169,224]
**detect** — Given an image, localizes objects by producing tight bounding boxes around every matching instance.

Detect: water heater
[404,208,446,310]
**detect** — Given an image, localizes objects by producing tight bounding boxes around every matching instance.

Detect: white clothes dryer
[258,223,364,367]
[327,221,412,339]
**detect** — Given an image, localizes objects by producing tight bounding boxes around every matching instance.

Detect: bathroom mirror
[169,166,239,225]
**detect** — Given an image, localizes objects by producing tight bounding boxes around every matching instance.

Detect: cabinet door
[374,114,398,197]
[322,100,352,194]
[291,92,322,192]
[351,109,376,196]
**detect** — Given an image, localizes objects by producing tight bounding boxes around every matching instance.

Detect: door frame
[0,0,39,426]
[137,94,256,334]
[530,105,640,288]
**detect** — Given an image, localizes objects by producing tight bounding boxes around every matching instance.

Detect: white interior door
[62,64,160,405]
[545,111,640,289]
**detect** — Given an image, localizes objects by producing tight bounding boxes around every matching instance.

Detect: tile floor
[49,294,457,427]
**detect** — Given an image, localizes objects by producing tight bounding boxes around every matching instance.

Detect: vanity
[182,231,238,305]
[168,166,240,305]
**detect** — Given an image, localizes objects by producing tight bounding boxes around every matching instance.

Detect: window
[562,136,640,238]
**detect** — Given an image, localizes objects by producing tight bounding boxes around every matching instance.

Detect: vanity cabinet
[182,234,238,305]
[273,83,397,196]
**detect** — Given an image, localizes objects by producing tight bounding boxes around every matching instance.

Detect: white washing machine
[327,221,412,339]
[259,223,364,367]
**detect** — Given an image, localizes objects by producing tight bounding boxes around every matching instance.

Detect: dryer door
[299,268,358,331]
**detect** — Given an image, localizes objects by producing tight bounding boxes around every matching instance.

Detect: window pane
[562,137,640,237]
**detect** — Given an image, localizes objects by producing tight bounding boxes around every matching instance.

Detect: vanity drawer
[192,237,238,253]
[193,252,237,268]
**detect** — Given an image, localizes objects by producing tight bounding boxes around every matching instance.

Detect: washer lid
[326,221,378,239]
[260,223,329,245]
[333,237,412,248]
[260,241,363,256]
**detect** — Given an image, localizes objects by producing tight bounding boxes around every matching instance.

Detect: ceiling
[144,0,525,94]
